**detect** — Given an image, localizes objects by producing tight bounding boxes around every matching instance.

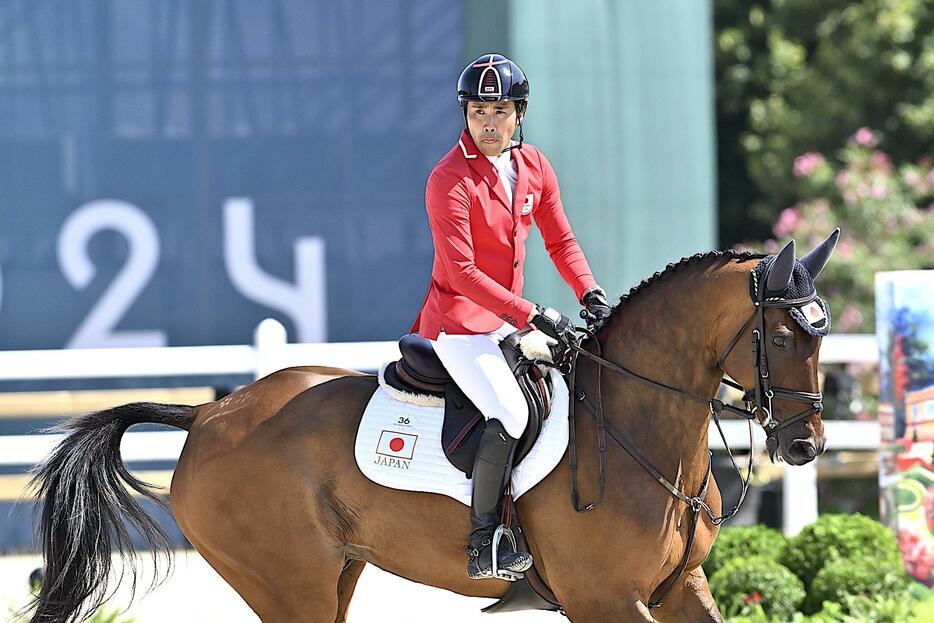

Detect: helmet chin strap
[504,101,526,152]
[503,116,524,153]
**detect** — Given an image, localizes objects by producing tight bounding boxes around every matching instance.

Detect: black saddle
[383,334,451,395]
[383,330,557,477]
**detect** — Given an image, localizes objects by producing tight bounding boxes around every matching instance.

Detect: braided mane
[607,249,766,318]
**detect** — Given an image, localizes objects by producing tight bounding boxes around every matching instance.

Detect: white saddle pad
[354,367,569,506]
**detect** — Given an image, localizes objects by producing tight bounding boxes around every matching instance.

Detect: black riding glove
[530,305,575,348]
[581,285,612,327]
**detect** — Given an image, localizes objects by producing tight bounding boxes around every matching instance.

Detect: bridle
[714,265,824,455]
[558,260,825,608]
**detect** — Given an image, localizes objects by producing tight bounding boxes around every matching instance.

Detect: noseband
[557,261,825,608]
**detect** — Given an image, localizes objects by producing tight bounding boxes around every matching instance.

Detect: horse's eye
[772,336,787,348]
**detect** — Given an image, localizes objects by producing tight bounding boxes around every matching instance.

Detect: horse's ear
[800,228,841,281]
[766,239,796,292]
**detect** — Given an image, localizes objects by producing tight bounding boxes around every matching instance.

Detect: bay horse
[27,234,838,622]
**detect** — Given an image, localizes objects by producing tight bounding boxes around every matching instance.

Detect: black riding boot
[466,419,533,580]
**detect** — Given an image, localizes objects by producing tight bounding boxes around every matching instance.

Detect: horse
[26,232,838,622]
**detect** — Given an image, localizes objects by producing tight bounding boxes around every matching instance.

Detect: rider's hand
[529,305,575,348]
[581,285,612,327]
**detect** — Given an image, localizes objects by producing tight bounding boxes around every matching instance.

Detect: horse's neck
[595,266,743,480]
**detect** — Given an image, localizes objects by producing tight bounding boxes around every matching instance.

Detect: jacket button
[501,313,507,319]
[513,228,517,237]
[514,260,519,268]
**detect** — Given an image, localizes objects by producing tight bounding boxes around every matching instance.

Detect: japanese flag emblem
[376,430,417,460]
[799,301,826,325]
[521,193,534,216]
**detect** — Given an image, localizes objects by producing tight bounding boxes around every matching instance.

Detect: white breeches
[432,323,529,439]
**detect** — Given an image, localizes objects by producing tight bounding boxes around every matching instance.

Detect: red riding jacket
[410,130,597,339]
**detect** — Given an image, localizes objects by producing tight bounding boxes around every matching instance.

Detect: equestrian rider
[409,53,613,580]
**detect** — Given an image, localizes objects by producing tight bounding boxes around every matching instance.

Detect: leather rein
[557,267,824,608]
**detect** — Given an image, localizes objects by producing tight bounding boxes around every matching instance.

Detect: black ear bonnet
[750,256,831,337]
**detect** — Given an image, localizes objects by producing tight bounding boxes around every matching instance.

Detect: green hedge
[704,525,789,578]
[779,513,901,588]
[709,556,806,620]
[704,514,925,621]
[805,557,912,615]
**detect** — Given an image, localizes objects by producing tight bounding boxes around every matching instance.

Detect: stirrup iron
[491,524,523,581]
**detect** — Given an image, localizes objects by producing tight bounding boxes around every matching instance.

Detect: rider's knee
[496,399,528,438]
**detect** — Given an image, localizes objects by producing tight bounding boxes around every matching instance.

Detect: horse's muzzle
[784,436,825,465]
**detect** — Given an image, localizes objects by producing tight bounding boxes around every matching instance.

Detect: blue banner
[0,0,463,350]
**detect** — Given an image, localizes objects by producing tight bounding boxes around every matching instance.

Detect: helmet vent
[479,67,502,99]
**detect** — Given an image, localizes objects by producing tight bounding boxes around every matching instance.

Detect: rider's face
[465,101,522,156]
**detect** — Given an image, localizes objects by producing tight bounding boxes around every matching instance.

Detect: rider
[409,53,612,579]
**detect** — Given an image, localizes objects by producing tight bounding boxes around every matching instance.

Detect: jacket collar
[458,130,510,210]
[457,129,481,160]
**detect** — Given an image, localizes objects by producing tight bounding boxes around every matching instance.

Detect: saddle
[382,329,557,477]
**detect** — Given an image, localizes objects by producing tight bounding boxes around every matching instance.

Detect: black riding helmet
[457,53,529,151]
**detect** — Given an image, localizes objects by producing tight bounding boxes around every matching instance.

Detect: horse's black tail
[26,402,195,623]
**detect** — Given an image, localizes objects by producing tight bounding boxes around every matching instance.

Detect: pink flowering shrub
[793,152,826,179]
[738,128,934,334]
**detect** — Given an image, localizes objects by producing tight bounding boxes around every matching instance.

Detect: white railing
[0,319,400,381]
[0,321,880,535]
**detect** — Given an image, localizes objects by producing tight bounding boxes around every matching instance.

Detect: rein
[559,266,824,608]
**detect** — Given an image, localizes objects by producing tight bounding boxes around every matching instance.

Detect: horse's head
[718,229,840,466]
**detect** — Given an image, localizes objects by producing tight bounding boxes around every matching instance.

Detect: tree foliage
[715,0,934,245]
[736,128,934,333]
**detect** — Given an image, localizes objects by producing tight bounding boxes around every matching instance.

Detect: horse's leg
[652,567,723,622]
[334,560,366,623]
[183,524,346,623]
[562,589,656,622]
[170,368,372,622]
[174,440,348,622]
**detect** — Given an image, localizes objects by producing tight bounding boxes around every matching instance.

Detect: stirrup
[491,525,522,581]
[466,524,531,582]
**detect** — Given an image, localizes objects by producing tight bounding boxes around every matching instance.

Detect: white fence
[0,320,880,535]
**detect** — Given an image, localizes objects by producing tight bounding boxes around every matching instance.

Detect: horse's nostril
[792,439,818,460]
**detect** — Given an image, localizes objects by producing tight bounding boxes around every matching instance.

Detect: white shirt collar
[485,151,511,172]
